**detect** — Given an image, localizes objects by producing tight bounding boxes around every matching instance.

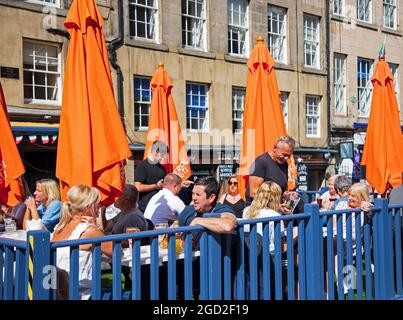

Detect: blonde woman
[23,179,62,232]
[242,181,284,253]
[51,185,113,300]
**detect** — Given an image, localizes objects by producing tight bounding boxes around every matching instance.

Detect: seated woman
[319,174,340,211]
[328,182,372,295]
[218,175,245,219]
[243,181,285,253]
[240,181,298,299]
[51,185,113,300]
[23,179,62,232]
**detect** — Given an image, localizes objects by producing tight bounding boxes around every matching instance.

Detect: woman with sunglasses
[218,175,245,218]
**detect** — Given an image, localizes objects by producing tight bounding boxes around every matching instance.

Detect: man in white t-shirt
[144,173,185,225]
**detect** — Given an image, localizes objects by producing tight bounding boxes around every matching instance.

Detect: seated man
[179,176,237,240]
[144,173,186,225]
[177,176,237,299]
[105,184,148,244]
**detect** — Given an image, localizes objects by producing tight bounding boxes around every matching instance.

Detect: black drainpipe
[107,0,125,130]
[325,0,331,148]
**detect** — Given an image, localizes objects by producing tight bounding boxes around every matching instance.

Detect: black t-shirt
[110,209,148,234]
[246,152,288,202]
[135,159,167,212]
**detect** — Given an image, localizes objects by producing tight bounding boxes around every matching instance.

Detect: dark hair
[194,176,219,198]
[151,140,169,154]
[122,184,138,204]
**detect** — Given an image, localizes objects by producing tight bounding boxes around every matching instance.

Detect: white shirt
[242,207,284,254]
[144,188,186,224]
[105,204,121,221]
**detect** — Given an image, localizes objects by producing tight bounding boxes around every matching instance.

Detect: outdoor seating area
[1,198,401,301]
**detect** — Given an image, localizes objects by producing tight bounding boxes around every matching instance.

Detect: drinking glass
[4,218,16,233]
[126,227,140,250]
[154,223,168,248]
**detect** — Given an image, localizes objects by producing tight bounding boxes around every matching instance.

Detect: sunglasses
[229,181,238,186]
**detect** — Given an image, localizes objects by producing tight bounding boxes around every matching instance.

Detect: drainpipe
[107,0,125,130]
[325,0,331,148]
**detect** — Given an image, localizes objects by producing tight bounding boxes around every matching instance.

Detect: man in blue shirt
[177,176,237,299]
[179,176,237,235]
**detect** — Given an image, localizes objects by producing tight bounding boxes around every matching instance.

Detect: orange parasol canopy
[56,0,131,206]
[143,63,191,180]
[239,36,293,197]
[361,55,403,194]
[0,81,25,206]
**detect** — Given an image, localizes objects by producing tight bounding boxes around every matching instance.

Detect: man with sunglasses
[246,135,297,208]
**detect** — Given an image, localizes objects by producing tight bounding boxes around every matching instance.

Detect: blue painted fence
[1,198,402,300]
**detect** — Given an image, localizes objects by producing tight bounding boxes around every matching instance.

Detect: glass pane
[34,86,46,100]
[23,70,33,85]
[24,85,33,100]
[35,72,46,86]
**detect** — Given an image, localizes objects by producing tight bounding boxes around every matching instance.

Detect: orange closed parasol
[56,0,131,206]
[239,36,293,197]
[143,63,191,180]
[361,46,403,194]
[0,81,25,206]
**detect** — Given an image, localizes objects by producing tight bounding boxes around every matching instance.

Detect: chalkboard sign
[1,67,19,79]
[219,165,234,180]
[297,163,308,191]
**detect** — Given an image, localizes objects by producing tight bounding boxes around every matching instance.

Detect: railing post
[374,198,393,299]
[27,231,51,300]
[305,203,323,299]
[205,213,222,300]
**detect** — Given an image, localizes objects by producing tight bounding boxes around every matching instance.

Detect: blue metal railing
[1,199,402,300]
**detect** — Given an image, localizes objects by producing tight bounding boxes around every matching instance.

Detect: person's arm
[24,196,40,220]
[22,207,32,231]
[134,179,163,193]
[248,176,264,199]
[80,226,114,258]
[190,214,237,233]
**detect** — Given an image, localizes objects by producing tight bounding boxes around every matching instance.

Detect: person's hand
[284,191,298,200]
[279,204,292,215]
[156,179,164,189]
[181,180,194,188]
[361,201,373,212]
[24,196,36,209]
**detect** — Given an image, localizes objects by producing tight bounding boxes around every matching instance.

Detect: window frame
[23,40,62,105]
[303,14,320,69]
[333,0,344,16]
[357,0,373,23]
[389,63,400,109]
[186,82,209,132]
[357,57,374,118]
[182,0,207,51]
[25,0,60,8]
[280,92,289,131]
[134,75,152,131]
[128,0,159,42]
[268,5,287,64]
[305,95,321,138]
[232,87,246,134]
[227,0,249,57]
[383,0,397,30]
[334,53,347,116]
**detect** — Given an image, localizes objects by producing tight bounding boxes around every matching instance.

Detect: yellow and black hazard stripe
[28,236,34,300]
